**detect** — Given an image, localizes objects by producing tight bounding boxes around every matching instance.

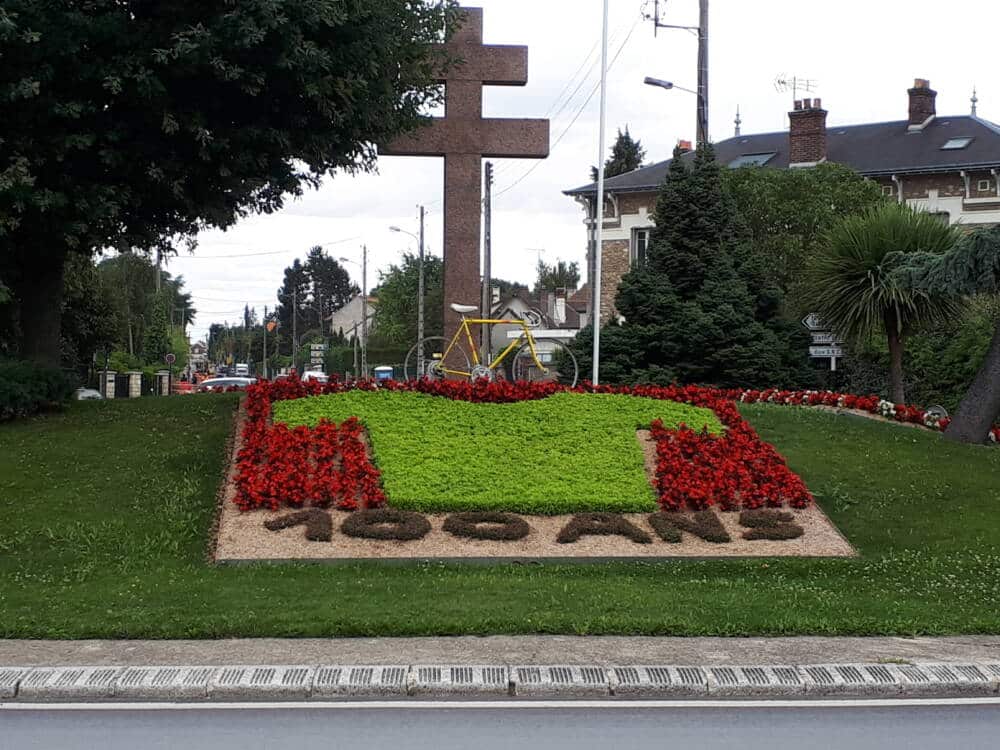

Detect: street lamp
[390,206,426,378]
[339,247,368,379]
[644,76,708,146]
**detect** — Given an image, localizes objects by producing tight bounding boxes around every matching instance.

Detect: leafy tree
[371,253,444,346]
[891,226,1000,443]
[275,248,356,355]
[60,254,116,372]
[534,260,580,293]
[806,202,964,404]
[722,162,884,311]
[0,0,459,366]
[575,145,813,388]
[142,294,171,365]
[591,127,645,181]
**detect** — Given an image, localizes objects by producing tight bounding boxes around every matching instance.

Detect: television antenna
[774,73,818,101]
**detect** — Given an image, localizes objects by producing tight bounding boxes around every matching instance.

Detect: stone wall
[599,239,630,323]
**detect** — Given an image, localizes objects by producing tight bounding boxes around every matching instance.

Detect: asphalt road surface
[3,699,1000,749]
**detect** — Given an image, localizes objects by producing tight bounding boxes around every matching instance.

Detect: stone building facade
[565,79,1000,320]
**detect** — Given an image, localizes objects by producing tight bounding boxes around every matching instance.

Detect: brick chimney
[676,139,693,154]
[907,78,937,128]
[788,98,828,165]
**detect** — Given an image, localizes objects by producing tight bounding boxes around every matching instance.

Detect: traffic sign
[809,331,841,345]
[164,353,176,365]
[801,313,826,331]
[809,345,844,358]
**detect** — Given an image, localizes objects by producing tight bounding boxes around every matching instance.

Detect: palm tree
[807,202,964,404]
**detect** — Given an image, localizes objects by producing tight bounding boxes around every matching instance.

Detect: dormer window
[728,152,777,168]
[941,137,973,150]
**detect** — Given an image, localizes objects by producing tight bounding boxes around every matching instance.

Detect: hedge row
[0,360,76,422]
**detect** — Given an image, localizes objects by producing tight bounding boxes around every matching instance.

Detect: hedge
[0,360,76,422]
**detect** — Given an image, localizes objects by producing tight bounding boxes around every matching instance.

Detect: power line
[494,16,641,201]
[171,236,363,260]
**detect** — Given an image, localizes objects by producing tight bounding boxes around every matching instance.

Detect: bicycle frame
[433,317,547,378]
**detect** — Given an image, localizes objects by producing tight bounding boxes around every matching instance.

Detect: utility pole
[262,305,268,380]
[360,244,368,379]
[647,0,710,147]
[481,162,494,359]
[696,0,709,147]
[417,205,426,377]
[592,0,610,385]
[292,287,297,374]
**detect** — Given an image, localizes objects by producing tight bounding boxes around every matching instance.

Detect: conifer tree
[591,127,646,181]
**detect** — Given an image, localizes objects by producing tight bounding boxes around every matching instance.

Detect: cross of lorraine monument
[381,6,550,340]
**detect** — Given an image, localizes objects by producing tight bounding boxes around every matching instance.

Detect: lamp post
[644,76,708,146]
[592,0,610,386]
[390,207,426,376]
[339,247,368,379]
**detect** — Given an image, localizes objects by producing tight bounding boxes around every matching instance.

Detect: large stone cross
[381,6,550,339]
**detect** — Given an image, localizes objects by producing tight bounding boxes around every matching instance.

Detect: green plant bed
[272,391,723,514]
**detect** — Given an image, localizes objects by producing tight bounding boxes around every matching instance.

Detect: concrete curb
[1,662,999,702]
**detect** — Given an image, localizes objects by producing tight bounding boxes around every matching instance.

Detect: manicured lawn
[0,394,999,638]
[273,390,721,513]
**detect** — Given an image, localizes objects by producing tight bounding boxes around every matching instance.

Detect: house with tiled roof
[565,79,1000,321]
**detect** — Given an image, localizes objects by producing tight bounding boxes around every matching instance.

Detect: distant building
[328,294,376,340]
[189,340,208,372]
[565,78,1000,320]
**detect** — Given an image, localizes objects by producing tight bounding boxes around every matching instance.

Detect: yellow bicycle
[403,303,579,386]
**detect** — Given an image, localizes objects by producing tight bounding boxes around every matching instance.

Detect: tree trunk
[13,258,66,368]
[885,312,906,404]
[944,319,1000,444]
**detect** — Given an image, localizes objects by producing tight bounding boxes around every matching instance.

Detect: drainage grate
[382,667,406,686]
[349,667,374,686]
[772,667,801,686]
[118,668,149,688]
[865,666,894,684]
[550,667,573,684]
[54,670,83,688]
[418,667,442,684]
[899,666,929,683]
[315,667,342,687]
[218,668,245,686]
[184,668,215,686]
[517,667,541,684]
[151,668,180,687]
[985,664,1000,678]
[645,667,671,686]
[712,668,738,687]
[743,667,769,686]
[835,666,864,684]
[282,668,309,687]
[250,668,275,686]
[954,665,987,682]
[676,667,705,686]
[450,667,472,684]
[483,667,506,685]
[614,667,640,686]
[580,667,605,685]
[928,665,958,682]
[805,666,834,685]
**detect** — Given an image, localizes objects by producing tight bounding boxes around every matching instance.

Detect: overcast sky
[171,0,997,343]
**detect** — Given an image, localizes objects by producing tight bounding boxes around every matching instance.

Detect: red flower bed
[233,381,386,512]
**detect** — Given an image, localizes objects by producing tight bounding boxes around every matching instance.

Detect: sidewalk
[2,636,1000,701]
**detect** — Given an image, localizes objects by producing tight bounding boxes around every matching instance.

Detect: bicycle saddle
[450,303,479,314]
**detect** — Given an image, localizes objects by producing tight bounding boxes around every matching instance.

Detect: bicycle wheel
[512,338,579,387]
[403,337,471,381]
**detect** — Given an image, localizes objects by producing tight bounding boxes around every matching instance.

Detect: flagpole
[592,0,610,385]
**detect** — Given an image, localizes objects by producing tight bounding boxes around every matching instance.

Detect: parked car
[74,387,103,401]
[300,370,329,384]
[197,377,256,393]
[234,363,250,377]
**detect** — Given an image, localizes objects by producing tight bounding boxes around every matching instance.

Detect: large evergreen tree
[0,0,458,366]
[534,260,580,293]
[575,145,812,388]
[591,127,645,181]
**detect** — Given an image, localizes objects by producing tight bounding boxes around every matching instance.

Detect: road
[3,699,1000,749]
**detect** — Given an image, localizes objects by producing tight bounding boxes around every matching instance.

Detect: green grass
[273,391,721,514]
[1,394,1000,638]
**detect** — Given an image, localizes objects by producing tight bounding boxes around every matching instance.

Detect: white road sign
[810,331,842,345]
[801,313,827,331]
[809,345,845,358]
